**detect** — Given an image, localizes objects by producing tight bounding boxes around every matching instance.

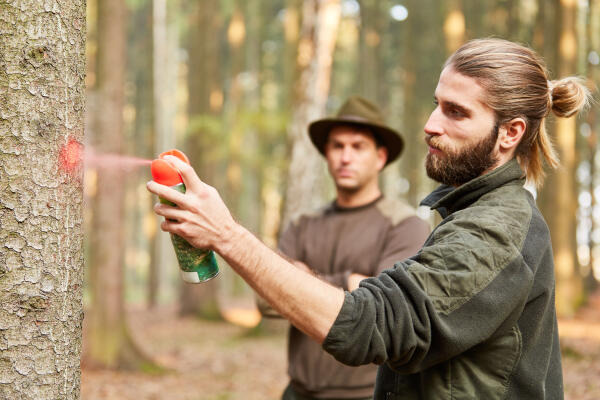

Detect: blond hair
[445,38,592,187]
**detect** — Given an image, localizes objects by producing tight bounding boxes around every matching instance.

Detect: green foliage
[125,0,150,12]
[218,0,238,20]
[186,114,224,142]
[193,302,223,321]
[561,344,585,360]
[138,360,171,375]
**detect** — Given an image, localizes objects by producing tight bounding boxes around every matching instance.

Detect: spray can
[150,149,219,283]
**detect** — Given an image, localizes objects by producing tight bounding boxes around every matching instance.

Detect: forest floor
[81,290,600,400]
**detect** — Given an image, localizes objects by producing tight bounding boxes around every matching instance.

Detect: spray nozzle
[150,149,190,186]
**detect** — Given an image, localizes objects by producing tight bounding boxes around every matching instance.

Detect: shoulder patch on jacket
[376,197,417,225]
[287,203,331,228]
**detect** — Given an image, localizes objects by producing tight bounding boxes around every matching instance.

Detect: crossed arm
[146,156,346,343]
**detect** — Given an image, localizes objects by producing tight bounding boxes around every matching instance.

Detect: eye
[433,99,439,106]
[446,106,466,119]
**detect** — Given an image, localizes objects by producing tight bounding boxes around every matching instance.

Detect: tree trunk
[86,0,151,369]
[400,0,445,207]
[443,0,465,55]
[358,0,386,102]
[127,0,157,309]
[0,1,85,398]
[179,0,224,319]
[540,0,584,316]
[464,0,488,38]
[149,0,180,308]
[282,0,342,227]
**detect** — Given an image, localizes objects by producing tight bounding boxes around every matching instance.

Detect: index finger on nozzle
[163,155,205,192]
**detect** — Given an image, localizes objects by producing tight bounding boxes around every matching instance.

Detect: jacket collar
[420,159,525,218]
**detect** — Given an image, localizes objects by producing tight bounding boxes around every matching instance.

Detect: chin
[336,182,361,192]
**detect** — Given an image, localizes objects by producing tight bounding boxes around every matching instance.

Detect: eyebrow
[434,96,473,117]
[328,137,370,146]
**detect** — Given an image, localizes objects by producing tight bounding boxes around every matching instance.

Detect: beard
[425,123,499,187]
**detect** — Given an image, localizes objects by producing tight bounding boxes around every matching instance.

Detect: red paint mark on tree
[59,138,84,173]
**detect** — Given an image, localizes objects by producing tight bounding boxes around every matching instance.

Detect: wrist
[215,221,247,256]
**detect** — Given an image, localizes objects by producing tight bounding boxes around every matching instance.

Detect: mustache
[426,136,445,151]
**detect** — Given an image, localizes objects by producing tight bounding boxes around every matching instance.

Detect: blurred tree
[379,1,405,202]
[540,0,585,316]
[239,0,262,236]
[87,0,152,368]
[224,4,246,217]
[358,0,388,102]
[139,0,158,308]
[443,0,465,54]
[282,0,342,226]
[573,0,598,292]
[583,0,599,290]
[400,0,445,207]
[464,0,489,38]
[150,0,176,308]
[283,0,302,107]
[125,0,158,308]
[506,0,520,40]
[178,0,223,319]
[257,1,298,248]
[0,1,85,398]
[189,1,249,318]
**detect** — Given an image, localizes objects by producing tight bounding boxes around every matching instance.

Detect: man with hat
[259,96,430,400]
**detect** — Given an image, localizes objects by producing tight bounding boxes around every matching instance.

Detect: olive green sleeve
[322,205,534,371]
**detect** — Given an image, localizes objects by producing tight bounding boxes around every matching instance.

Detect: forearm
[146,164,344,342]
[217,224,345,343]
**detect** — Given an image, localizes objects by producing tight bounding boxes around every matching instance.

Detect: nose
[424,106,443,137]
[340,146,353,163]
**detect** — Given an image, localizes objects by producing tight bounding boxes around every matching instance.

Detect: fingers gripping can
[151,149,219,283]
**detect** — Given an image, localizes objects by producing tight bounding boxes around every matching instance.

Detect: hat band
[336,114,373,124]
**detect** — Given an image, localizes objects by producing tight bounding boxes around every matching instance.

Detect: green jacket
[323,160,563,399]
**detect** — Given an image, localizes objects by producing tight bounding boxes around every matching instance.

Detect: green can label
[160,183,219,283]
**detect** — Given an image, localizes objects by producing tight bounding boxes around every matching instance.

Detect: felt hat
[308,96,404,166]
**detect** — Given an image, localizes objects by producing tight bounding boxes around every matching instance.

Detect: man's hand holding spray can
[150,149,219,283]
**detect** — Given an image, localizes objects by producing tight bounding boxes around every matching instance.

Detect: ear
[498,118,526,153]
[376,146,388,171]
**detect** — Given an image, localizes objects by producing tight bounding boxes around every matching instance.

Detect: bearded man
[148,38,592,399]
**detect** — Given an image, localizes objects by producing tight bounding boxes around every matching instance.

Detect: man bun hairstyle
[549,76,590,118]
[445,38,592,188]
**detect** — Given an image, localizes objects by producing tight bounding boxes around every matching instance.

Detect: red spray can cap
[150,149,190,186]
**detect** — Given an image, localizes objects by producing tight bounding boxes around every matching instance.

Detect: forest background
[1,0,599,399]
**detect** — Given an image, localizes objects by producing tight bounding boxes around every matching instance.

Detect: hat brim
[308,118,404,166]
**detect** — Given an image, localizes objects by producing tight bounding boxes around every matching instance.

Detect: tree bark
[282,0,341,227]
[0,1,85,398]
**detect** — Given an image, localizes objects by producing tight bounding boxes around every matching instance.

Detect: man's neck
[336,187,382,208]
